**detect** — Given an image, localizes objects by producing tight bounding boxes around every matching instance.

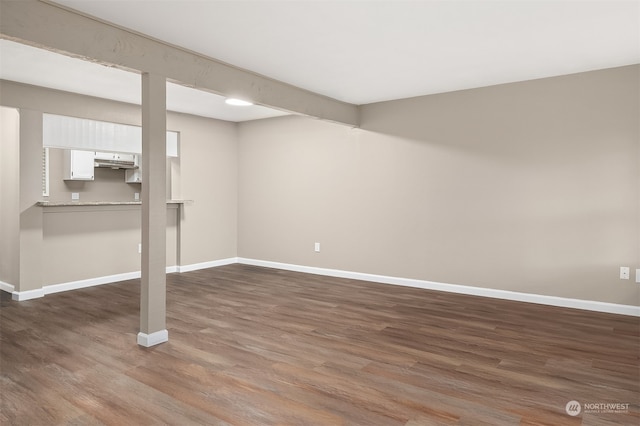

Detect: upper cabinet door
[63,150,94,181]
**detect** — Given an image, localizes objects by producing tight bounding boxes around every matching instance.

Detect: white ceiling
[2,1,639,119]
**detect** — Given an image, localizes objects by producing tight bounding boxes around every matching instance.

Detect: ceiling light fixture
[225,98,253,106]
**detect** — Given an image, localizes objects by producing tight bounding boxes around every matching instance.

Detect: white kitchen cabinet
[125,154,142,183]
[95,152,136,162]
[63,150,94,180]
[118,153,136,163]
[94,152,116,161]
[125,168,142,183]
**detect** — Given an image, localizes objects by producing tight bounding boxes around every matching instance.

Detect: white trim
[237,258,640,317]
[44,271,141,295]
[10,266,178,300]
[9,257,638,317]
[12,288,45,301]
[44,266,177,295]
[177,257,238,273]
[137,329,168,347]
[0,280,15,293]
[43,266,178,294]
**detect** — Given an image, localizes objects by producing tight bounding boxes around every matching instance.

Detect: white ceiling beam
[0,0,359,126]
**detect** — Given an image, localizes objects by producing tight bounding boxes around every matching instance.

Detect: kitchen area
[25,113,184,295]
[0,83,239,299]
[40,112,181,203]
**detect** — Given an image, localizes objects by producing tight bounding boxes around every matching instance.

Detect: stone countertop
[36,200,193,207]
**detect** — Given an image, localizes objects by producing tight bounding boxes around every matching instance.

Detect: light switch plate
[71,192,79,201]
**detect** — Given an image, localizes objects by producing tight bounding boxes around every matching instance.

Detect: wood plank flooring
[1,264,638,425]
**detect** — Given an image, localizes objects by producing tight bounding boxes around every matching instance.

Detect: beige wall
[41,206,178,285]
[2,66,638,307]
[19,109,44,292]
[0,81,238,290]
[238,66,639,306]
[167,112,238,265]
[0,107,20,287]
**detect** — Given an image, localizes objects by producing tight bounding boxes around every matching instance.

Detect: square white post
[138,72,168,347]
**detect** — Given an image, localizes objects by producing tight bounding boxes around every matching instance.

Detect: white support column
[138,72,168,347]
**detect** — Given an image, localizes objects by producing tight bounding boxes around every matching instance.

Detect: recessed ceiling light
[225,98,253,106]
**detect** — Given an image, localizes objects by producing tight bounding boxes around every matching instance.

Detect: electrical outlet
[134,192,140,201]
[71,192,79,201]
[620,266,629,280]
[138,243,142,254]
[314,242,320,253]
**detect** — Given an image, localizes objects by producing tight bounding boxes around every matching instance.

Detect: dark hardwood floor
[1,264,638,425]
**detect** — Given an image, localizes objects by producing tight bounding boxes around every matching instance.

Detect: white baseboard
[44,271,142,296]
[9,256,639,317]
[137,329,168,347]
[0,280,15,293]
[237,258,640,317]
[10,266,178,300]
[12,288,45,301]
[177,257,238,273]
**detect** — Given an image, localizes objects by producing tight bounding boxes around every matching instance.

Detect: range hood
[94,159,136,169]
[94,152,138,169]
